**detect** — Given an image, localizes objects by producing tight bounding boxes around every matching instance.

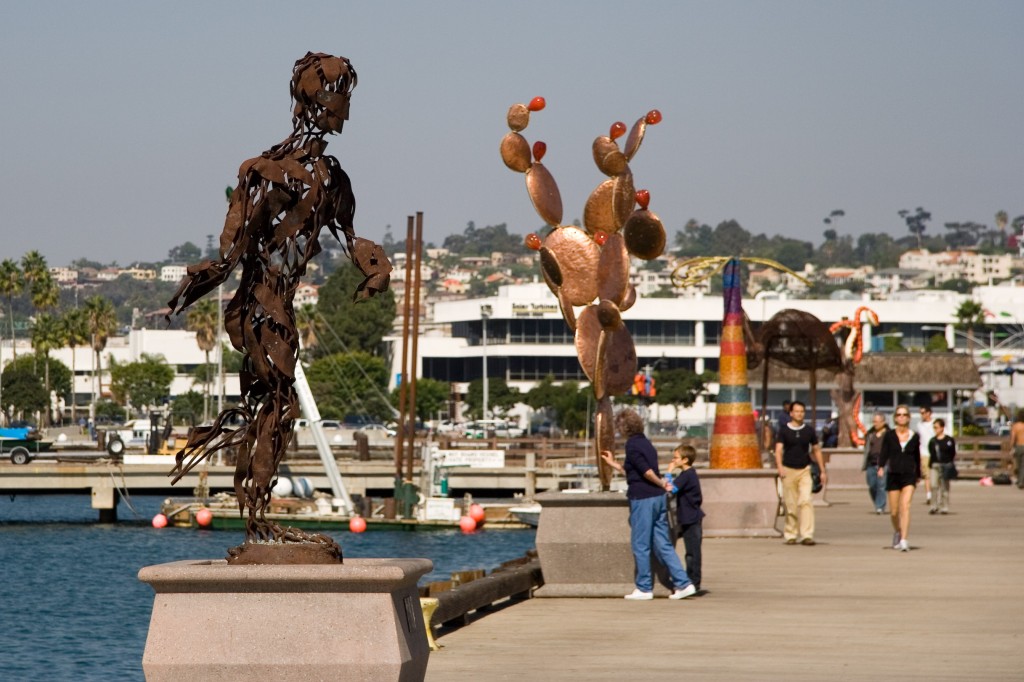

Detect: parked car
[465,419,524,439]
[359,423,396,438]
[536,421,563,438]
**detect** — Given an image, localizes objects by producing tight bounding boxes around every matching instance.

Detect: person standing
[862,412,889,514]
[1010,409,1024,489]
[773,401,827,545]
[878,405,922,552]
[928,418,956,514]
[600,408,696,600]
[668,444,705,593]
[917,406,935,506]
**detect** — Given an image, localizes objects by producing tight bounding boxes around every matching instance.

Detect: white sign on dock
[423,497,458,521]
[436,450,505,468]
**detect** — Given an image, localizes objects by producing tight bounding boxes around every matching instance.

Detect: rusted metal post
[406,213,424,482]
[394,216,414,480]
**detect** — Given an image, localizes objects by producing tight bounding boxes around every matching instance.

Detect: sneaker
[785,538,797,545]
[892,532,901,549]
[929,508,938,515]
[898,539,910,552]
[669,584,697,600]
[875,508,885,514]
[624,589,653,601]
[801,537,816,546]
[940,509,949,515]
[925,493,932,504]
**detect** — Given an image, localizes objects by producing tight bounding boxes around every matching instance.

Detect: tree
[925,334,949,352]
[898,207,931,249]
[653,368,715,423]
[108,353,174,415]
[171,390,205,426]
[391,377,449,423]
[21,251,58,312]
[465,377,520,420]
[83,295,118,412]
[296,303,324,358]
[954,299,987,355]
[29,313,66,426]
[523,375,592,436]
[305,351,392,421]
[167,241,202,263]
[314,261,396,358]
[62,308,90,423]
[0,356,47,423]
[0,259,24,358]
[186,298,219,421]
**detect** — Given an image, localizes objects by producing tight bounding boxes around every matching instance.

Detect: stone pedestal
[822,448,865,489]
[138,558,432,682]
[699,469,783,537]
[533,491,680,598]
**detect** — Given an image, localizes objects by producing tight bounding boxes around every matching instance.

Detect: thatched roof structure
[749,352,981,390]
[750,309,843,372]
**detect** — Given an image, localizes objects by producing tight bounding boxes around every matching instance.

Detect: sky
[1,1,1022,267]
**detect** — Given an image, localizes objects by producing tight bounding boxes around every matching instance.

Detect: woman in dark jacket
[877,405,922,552]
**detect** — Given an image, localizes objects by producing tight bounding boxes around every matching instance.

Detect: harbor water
[0,494,536,681]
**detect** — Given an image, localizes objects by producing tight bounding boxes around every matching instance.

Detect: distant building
[49,266,78,286]
[898,249,1012,284]
[160,265,187,283]
[295,283,320,307]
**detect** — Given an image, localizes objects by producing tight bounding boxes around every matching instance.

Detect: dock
[424,483,1024,681]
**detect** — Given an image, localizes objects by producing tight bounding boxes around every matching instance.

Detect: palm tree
[20,251,55,309]
[186,298,219,421]
[30,313,67,427]
[83,295,118,414]
[296,303,323,357]
[62,308,90,424]
[954,299,987,357]
[0,259,24,358]
[29,272,60,312]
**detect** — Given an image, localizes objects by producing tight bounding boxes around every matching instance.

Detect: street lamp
[480,304,492,420]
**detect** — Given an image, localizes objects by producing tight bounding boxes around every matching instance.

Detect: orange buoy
[349,516,367,533]
[468,503,486,523]
[151,514,168,529]
[195,508,213,527]
[459,515,477,533]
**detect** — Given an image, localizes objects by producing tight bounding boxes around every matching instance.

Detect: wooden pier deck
[425,483,1024,681]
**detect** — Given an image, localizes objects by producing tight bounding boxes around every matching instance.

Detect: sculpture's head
[291,52,357,134]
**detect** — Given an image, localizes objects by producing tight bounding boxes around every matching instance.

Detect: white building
[160,264,187,283]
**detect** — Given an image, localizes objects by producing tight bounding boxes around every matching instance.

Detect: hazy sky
[2,1,1021,267]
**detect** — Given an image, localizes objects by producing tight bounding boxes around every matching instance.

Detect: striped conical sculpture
[709,258,760,469]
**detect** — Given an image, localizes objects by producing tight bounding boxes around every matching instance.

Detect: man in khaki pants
[774,401,827,545]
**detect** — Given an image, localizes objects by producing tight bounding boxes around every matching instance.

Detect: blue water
[0,495,536,681]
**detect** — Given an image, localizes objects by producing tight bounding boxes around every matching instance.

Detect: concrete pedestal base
[138,558,432,682]
[822,448,865,489]
[533,491,679,598]
[699,469,783,537]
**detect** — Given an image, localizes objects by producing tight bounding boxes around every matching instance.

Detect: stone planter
[699,469,783,537]
[138,557,432,681]
[533,491,679,598]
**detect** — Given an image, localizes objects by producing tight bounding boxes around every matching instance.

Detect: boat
[2,427,54,464]
[508,503,541,527]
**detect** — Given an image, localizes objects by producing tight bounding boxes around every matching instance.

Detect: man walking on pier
[774,401,827,545]
[1011,409,1024,489]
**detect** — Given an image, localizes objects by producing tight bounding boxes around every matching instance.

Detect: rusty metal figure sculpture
[166,53,391,564]
[501,97,666,490]
[828,306,880,447]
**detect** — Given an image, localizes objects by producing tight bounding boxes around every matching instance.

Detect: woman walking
[878,405,922,552]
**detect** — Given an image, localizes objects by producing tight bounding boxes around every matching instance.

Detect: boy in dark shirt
[669,445,705,593]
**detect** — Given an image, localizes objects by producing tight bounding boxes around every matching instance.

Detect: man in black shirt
[773,401,827,545]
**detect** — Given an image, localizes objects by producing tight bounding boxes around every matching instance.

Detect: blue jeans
[866,466,887,511]
[629,495,691,592]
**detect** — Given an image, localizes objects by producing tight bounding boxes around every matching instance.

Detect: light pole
[480,304,492,420]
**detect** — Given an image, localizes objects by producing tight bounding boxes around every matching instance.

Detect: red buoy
[468,504,486,523]
[195,508,213,527]
[349,516,367,533]
[151,514,168,529]
[459,515,477,533]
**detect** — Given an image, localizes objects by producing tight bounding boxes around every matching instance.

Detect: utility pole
[481,304,492,419]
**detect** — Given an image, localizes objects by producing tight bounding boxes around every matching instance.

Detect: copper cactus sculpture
[501,98,666,490]
[166,53,391,563]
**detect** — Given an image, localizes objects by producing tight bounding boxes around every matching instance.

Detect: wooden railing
[955,436,1014,479]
